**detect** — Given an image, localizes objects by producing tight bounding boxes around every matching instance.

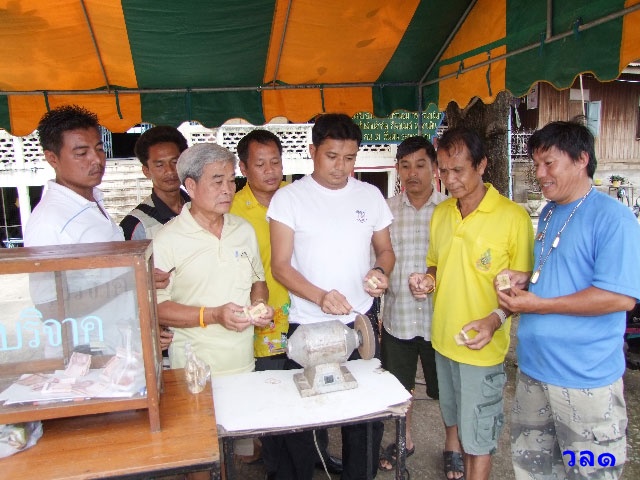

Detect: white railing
[0,123,399,174]
[511,129,534,162]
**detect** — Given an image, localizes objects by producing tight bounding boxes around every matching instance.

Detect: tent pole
[421,3,640,88]
[580,74,586,117]
[0,81,418,97]
[419,0,478,85]
[546,0,553,40]
[270,0,295,86]
[80,0,111,93]
[418,87,423,135]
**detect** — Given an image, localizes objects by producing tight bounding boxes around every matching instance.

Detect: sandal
[378,442,415,471]
[443,450,465,480]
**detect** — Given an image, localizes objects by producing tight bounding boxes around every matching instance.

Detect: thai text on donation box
[0,241,163,431]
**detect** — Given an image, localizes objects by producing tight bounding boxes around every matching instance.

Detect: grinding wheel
[354,314,375,360]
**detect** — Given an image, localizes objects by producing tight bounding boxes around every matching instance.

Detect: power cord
[313,430,332,480]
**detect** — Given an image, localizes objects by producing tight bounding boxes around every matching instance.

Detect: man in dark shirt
[120,125,189,240]
[120,125,189,354]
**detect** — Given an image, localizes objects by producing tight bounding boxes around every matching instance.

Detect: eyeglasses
[240,251,261,280]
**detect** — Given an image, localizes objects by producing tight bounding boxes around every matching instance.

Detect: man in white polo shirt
[25,105,122,247]
[25,105,170,356]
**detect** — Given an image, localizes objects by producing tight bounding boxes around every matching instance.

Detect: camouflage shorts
[511,371,627,480]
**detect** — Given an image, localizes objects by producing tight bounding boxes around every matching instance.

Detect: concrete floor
[161,316,640,480]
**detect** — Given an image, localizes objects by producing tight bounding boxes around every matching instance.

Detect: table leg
[395,416,407,480]
[223,438,235,480]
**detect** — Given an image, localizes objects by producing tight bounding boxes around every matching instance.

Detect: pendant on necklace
[552,236,560,248]
[530,270,540,284]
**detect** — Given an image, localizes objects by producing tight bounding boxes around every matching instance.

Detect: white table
[213,358,412,480]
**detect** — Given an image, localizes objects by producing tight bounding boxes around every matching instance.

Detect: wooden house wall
[537,78,640,164]
[591,79,640,164]
[512,78,640,204]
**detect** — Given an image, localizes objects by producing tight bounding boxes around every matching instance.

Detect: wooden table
[1,369,220,479]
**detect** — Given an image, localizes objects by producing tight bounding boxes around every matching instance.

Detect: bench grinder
[286,314,376,397]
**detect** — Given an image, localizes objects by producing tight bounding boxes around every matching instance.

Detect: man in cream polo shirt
[153,143,274,376]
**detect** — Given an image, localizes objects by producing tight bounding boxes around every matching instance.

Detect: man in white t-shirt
[268,113,395,480]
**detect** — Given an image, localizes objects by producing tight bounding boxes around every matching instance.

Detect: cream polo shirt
[427,184,533,366]
[153,204,265,376]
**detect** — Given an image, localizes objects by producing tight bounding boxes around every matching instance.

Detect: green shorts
[435,352,506,456]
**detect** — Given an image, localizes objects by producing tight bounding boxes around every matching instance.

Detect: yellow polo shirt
[154,204,265,376]
[427,184,533,366]
[231,182,290,358]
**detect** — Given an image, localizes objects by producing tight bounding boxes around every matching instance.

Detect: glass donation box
[0,241,163,431]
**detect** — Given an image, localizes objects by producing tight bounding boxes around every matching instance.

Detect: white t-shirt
[267,175,393,325]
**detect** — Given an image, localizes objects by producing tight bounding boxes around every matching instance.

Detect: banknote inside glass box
[0,241,162,431]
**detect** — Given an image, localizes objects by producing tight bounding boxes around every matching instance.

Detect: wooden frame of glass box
[0,240,163,432]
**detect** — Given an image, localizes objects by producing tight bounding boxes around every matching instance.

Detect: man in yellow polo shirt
[231,129,290,367]
[410,127,533,480]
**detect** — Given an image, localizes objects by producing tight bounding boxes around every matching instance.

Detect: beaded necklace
[530,187,593,284]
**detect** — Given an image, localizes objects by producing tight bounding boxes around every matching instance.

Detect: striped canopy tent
[1,0,639,135]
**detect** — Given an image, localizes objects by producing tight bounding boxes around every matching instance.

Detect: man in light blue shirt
[498,120,640,480]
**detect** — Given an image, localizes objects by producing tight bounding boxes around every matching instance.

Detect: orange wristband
[199,306,206,328]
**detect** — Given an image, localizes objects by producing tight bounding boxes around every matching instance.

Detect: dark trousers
[275,305,383,480]
[255,354,288,474]
[380,327,439,399]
